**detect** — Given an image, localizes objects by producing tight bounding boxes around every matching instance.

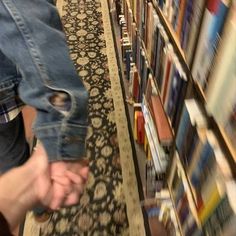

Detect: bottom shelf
[141,191,181,236]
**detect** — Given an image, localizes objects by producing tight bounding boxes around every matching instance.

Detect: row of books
[124,0,236,155]
[142,191,181,235]
[169,152,236,236]
[132,70,175,173]
[154,0,232,79]
[173,98,236,235]
[119,1,176,177]
[154,0,236,152]
[122,0,236,151]
[205,1,236,151]
[121,2,189,133]
[115,1,236,235]
[168,152,201,236]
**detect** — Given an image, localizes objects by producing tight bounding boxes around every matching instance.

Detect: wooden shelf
[151,1,186,64]
[151,1,236,177]
[168,185,184,236]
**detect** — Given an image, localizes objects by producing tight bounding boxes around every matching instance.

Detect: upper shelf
[151,1,186,62]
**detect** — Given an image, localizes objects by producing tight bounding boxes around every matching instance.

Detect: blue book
[166,68,181,119]
[125,49,132,80]
[175,97,190,154]
[158,0,165,10]
[190,139,215,190]
[172,77,188,131]
[167,69,187,131]
[181,0,194,49]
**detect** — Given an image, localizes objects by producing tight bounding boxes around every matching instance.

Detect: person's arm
[0,0,89,162]
[0,144,51,231]
[0,0,89,210]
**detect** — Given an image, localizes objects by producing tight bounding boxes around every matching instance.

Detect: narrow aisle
[23,0,145,235]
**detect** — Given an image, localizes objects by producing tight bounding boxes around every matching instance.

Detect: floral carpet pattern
[23,0,145,235]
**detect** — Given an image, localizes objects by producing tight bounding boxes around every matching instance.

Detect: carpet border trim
[100,1,146,235]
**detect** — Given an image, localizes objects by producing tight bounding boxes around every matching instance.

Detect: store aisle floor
[23,0,145,235]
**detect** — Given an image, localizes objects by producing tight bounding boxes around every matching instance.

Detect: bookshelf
[151,1,186,61]
[110,0,236,235]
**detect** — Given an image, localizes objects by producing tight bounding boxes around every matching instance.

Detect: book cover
[150,13,160,70]
[169,71,188,131]
[166,66,181,117]
[176,99,207,160]
[163,57,177,111]
[171,0,181,30]
[149,95,173,146]
[176,0,187,37]
[145,73,153,103]
[146,159,157,198]
[190,132,216,190]
[181,0,194,50]
[186,0,206,64]
[189,131,232,223]
[132,67,140,102]
[160,45,174,104]
[140,60,149,97]
[131,22,138,64]
[154,28,169,89]
[146,4,155,61]
[137,111,145,144]
[142,98,168,173]
[191,0,230,89]
[203,181,236,235]
[187,128,207,177]
[206,2,236,148]
[133,110,138,140]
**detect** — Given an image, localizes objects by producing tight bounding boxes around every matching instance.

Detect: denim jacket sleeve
[0,0,88,161]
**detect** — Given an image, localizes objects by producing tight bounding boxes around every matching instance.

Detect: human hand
[49,159,89,210]
[0,143,89,231]
[0,143,51,230]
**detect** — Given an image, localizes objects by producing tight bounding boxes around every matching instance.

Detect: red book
[207,0,220,13]
[137,111,145,144]
[149,95,173,145]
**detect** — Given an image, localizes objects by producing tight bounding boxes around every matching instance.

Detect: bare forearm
[0,166,37,229]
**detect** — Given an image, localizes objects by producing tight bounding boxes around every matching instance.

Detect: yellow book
[147,146,152,161]
[133,111,138,140]
[144,132,148,152]
[199,177,226,224]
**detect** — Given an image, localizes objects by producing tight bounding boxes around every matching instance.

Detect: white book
[206,2,236,125]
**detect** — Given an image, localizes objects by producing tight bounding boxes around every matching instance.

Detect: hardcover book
[149,94,173,146]
[191,0,231,89]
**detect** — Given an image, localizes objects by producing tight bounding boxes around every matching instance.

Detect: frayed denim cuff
[34,124,88,162]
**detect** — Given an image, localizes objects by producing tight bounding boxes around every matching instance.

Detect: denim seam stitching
[2,0,51,85]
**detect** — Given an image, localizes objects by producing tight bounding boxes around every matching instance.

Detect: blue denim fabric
[0,0,88,162]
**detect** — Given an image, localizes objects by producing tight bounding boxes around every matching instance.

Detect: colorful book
[191,0,231,89]
[186,0,210,64]
[149,94,173,146]
[176,99,207,164]
[180,0,194,50]
[205,1,236,150]
[202,181,236,235]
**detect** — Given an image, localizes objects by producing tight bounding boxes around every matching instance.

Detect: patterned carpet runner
[23,0,145,235]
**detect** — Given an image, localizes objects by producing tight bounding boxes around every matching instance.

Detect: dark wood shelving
[108,1,236,236]
[151,1,236,179]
